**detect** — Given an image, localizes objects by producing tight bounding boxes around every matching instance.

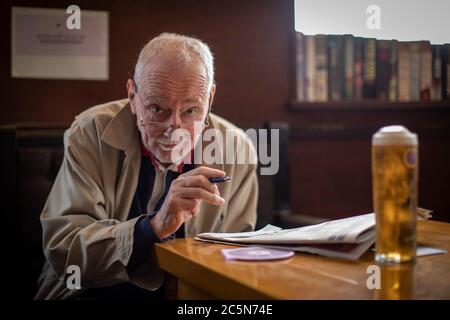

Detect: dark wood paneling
[0,0,294,126]
[1,0,449,222]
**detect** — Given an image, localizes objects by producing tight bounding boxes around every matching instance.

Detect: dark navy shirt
[127,155,194,271]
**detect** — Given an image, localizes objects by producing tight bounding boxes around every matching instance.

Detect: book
[398,42,411,101]
[419,41,432,101]
[376,40,392,100]
[443,44,450,100]
[432,45,443,101]
[327,35,344,101]
[389,40,398,101]
[363,38,377,99]
[447,44,450,99]
[343,34,355,100]
[409,41,421,101]
[353,36,364,101]
[295,32,306,101]
[315,35,328,101]
[305,35,316,101]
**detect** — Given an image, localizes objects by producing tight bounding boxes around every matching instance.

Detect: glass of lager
[372,125,418,264]
[375,263,416,299]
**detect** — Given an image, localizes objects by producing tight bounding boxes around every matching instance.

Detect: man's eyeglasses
[134,83,212,129]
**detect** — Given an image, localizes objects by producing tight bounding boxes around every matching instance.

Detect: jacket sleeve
[221,131,259,232]
[222,163,258,232]
[40,118,162,289]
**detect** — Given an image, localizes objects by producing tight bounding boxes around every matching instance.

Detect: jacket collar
[101,101,139,152]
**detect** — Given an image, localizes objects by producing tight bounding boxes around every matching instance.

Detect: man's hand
[150,166,226,240]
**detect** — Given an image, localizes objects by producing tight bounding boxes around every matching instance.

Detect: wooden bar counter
[155,220,450,299]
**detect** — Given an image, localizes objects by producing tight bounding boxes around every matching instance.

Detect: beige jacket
[34,99,258,299]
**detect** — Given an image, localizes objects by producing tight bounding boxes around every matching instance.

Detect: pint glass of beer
[372,125,418,264]
[375,263,416,300]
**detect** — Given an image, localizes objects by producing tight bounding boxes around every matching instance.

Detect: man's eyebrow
[145,95,168,103]
[182,97,204,104]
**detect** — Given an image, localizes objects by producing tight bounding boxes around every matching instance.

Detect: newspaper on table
[417,207,433,220]
[196,213,375,260]
[196,209,432,261]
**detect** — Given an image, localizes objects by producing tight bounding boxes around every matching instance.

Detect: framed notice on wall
[11,6,109,80]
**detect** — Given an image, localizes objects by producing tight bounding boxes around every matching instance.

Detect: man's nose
[167,110,183,128]
[162,111,182,138]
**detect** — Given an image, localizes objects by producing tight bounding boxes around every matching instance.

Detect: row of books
[295,33,450,102]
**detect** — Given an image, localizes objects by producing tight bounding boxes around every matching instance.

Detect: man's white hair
[134,33,215,90]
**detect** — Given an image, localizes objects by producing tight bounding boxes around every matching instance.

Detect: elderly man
[35,33,258,299]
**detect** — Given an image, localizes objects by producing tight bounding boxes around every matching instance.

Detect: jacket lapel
[101,102,141,220]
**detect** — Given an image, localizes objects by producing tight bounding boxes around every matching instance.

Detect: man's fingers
[179,175,219,194]
[181,166,226,179]
[176,198,198,211]
[179,187,225,206]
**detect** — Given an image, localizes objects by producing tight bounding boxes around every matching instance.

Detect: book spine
[315,35,328,102]
[327,35,343,101]
[398,42,411,102]
[305,35,316,102]
[354,37,364,100]
[447,44,450,99]
[389,40,398,101]
[409,42,421,101]
[295,32,306,101]
[376,40,391,100]
[363,38,377,99]
[443,44,450,100]
[431,45,442,101]
[419,41,432,101]
[337,36,345,100]
[344,34,355,100]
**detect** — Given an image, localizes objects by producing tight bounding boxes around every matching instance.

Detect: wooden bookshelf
[285,99,450,140]
[288,100,450,111]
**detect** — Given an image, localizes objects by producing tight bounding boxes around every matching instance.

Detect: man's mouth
[158,142,178,151]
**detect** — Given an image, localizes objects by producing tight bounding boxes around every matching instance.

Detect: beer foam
[372,125,418,146]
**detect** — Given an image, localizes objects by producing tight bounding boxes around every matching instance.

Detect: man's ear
[209,83,216,107]
[126,79,136,114]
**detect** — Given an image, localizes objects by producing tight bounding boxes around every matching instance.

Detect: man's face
[128,54,215,163]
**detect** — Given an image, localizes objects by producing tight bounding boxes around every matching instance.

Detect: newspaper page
[197,213,376,244]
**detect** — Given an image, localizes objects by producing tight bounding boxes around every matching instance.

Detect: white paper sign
[11,6,109,80]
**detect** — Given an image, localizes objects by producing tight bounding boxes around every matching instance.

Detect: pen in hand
[209,176,232,183]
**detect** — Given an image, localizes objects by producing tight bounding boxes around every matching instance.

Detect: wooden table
[155,220,450,299]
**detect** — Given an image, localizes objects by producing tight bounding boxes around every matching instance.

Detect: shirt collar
[140,143,187,173]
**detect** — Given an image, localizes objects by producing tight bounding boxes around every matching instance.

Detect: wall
[1,0,293,125]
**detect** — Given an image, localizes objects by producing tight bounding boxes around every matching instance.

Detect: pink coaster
[221,247,294,261]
